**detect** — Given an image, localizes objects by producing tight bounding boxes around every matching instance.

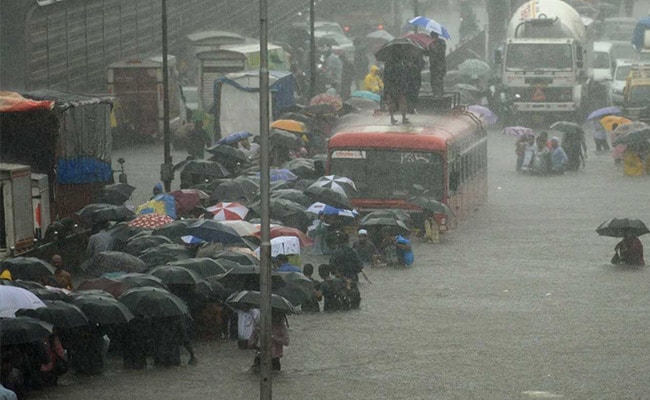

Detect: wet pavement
[29,126,650,399]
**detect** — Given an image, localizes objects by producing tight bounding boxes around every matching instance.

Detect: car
[607,59,644,106]
[589,41,637,83]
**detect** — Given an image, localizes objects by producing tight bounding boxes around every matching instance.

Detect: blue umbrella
[407,16,451,40]
[351,91,381,102]
[320,205,358,219]
[468,105,497,125]
[587,106,621,121]
[255,169,298,182]
[185,220,243,244]
[217,131,254,145]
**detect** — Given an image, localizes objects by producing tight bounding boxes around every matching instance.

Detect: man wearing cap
[274,254,302,273]
[352,229,379,265]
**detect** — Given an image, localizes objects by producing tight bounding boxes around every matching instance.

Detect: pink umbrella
[170,189,209,215]
[128,213,174,229]
[308,93,343,110]
[207,202,249,221]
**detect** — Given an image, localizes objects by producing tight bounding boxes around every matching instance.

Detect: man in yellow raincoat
[363,65,384,94]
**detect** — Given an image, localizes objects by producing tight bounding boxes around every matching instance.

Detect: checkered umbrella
[310,175,357,195]
[128,213,174,229]
[207,202,249,221]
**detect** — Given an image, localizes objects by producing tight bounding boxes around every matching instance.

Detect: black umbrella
[361,210,411,223]
[206,144,250,166]
[113,273,169,292]
[166,258,230,278]
[80,251,147,278]
[206,279,235,300]
[270,189,312,207]
[211,178,260,204]
[107,222,149,252]
[1,257,55,282]
[282,158,317,179]
[0,316,53,345]
[613,127,650,146]
[596,218,650,238]
[304,186,352,210]
[186,220,243,245]
[71,294,134,325]
[9,279,46,291]
[272,272,315,305]
[152,219,198,243]
[360,217,410,234]
[77,203,135,226]
[250,198,310,232]
[123,235,174,256]
[68,289,115,298]
[549,121,583,136]
[270,129,301,149]
[227,290,296,314]
[207,265,260,291]
[212,250,259,266]
[138,244,193,268]
[29,288,70,302]
[149,265,205,286]
[408,197,454,217]
[178,159,231,179]
[375,37,424,62]
[16,300,88,328]
[98,183,136,206]
[119,287,189,318]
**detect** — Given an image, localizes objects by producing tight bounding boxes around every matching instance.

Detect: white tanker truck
[495,0,587,122]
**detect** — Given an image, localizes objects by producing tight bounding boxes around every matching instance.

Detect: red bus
[327,111,487,233]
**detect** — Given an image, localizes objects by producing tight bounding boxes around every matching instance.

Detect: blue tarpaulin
[56,157,112,184]
[632,17,650,51]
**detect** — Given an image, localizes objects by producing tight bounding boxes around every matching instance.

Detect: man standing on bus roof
[187,118,212,160]
[427,31,446,98]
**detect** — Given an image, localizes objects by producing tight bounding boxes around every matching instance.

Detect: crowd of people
[515,132,573,175]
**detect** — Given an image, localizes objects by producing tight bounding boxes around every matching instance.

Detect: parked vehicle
[0,164,36,257]
[495,0,587,122]
[623,64,650,123]
[107,55,186,141]
[608,59,643,106]
[589,41,637,83]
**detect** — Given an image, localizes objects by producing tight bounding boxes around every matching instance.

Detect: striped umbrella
[207,202,249,221]
[310,175,357,195]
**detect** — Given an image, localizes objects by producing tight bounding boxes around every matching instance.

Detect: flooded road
[33,129,650,399]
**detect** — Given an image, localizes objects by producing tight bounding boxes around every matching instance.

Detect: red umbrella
[401,32,433,49]
[171,189,209,215]
[206,202,249,221]
[128,214,174,229]
[254,226,314,247]
[308,93,343,110]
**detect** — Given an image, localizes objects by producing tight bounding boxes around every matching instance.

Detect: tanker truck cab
[496,0,587,121]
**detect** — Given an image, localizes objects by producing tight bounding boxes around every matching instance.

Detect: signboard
[331,150,366,159]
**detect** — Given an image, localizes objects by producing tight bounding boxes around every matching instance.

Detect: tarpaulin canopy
[0,91,53,112]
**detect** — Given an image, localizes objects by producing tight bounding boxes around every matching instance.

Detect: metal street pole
[258,0,272,397]
[309,0,316,99]
[160,0,173,192]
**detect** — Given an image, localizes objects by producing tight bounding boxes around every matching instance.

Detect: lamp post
[309,0,316,99]
[160,0,173,192]
[258,0,272,397]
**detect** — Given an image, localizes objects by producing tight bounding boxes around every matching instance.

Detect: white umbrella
[0,286,46,318]
[219,220,258,236]
[255,236,301,257]
[310,175,357,195]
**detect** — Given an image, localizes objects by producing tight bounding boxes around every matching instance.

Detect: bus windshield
[628,85,650,105]
[506,43,573,70]
[329,149,444,200]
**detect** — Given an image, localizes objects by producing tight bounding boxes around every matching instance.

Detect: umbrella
[71,294,134,325]
[255,169,299,183]
[227,290,296,314]
[402,32,434,48]
[278,112,315,129]
[409,197,454,217]
[106,222,148,251]
[77,274,167,298]
[272,271,315,303]
[213,250,259,266]
[270,129,301,149]
[350,91,381,102]
[599,116,632,132]
[113,273,169,291]
[166,258,230,278]
[0,317,53,345]
[207,266,261,291]
[281,159,317,180]
[16,300,88,328]
[375,37,425,62]
[135,194,177,219]
[310,175,357,195]
[550,121,583,136]
[265,236,301,257]
[76,277,125,298]
[301,103,339,117]
[69,289,115,298]
[30,288,70,301]
[151,219,197,243]
[250,198,310,232]
[502,126,535,137]
[186,220,243,244]
[170,189,210,215]
[360,217,410,234]
[178,159,231,179]
[212,177,260,204]
[587,106,622,121]
[308,93,343,110]
[0,286,46,317]
[206,145,250,170]
[467,105,497,125]
[271,119,308,134]
[219,220,258,237]
[612,122,649,139]
[304,185,352,210]
[407,16,451,39]
[77,203,135,225]
[123,235,174,256]
[216,131,254,145]
[270,189,312,207]
[318,204,358,219]
[128,213,175,229]
[253,226,314,247]
[80,251,147,277]
[458,59,492,82]
[612,127,650,146]
[207,202,249,221]
[345,97,380,111]
[361,210,411,223]
[149,265,205,286]
[138,244,193,268]
[5,280,45,290]
[98,183,136,206]
[1,257,55,282]
[119,287,189,318]
[596,218,650,238]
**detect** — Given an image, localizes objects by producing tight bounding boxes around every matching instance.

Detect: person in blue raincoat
[395,234,414,266]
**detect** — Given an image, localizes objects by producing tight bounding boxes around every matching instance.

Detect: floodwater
[31,127,650,399]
